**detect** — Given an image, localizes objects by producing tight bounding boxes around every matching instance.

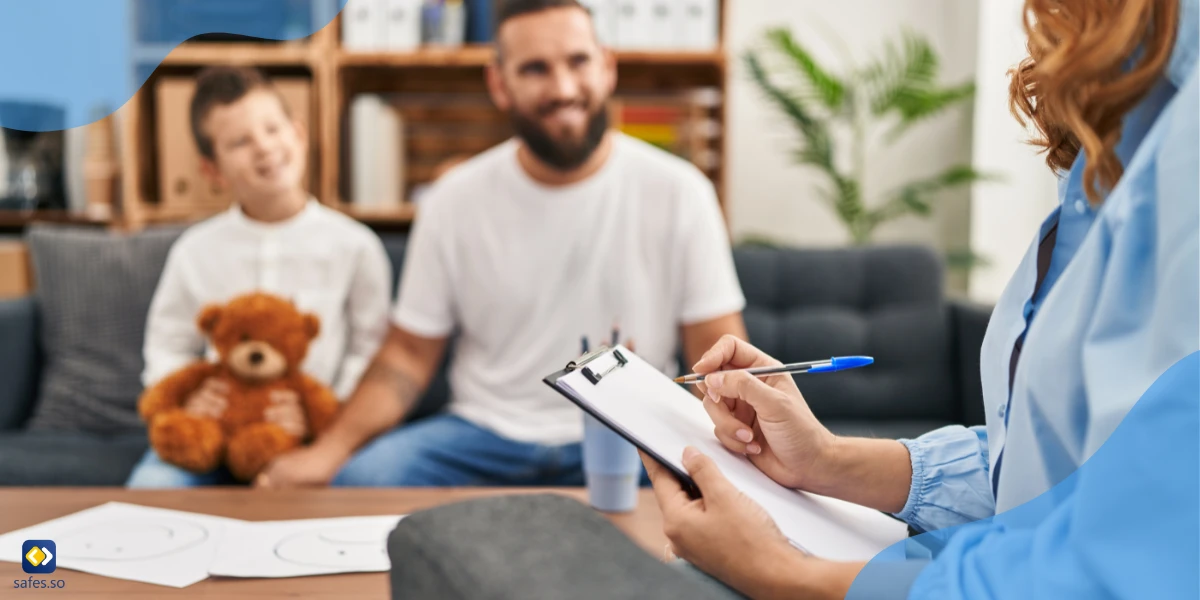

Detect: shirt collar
[229,196,319,234]
[1167,0,1199,88]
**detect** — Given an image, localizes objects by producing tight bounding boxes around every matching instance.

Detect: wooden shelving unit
[115,4,729,232]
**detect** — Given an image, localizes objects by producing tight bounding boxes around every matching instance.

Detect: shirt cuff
[391,305,454,339]
[895,437,929,529]
[679,293,746,326]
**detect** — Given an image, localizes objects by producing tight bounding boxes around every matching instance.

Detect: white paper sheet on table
[0,502,242,588]
[548,346,910,562]
[207,515,405,578]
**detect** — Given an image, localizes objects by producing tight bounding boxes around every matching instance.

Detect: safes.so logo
[21,540,55,574]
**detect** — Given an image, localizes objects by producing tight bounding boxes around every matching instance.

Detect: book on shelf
[614,95,720,172]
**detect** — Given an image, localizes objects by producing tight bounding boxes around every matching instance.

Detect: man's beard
[509,103,610,171]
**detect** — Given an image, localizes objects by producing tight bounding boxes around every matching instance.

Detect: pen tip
[672,376,685,383]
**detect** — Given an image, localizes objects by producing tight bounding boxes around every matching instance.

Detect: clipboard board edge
[542,368,703,500]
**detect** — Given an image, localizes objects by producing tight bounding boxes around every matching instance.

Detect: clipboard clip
[565,345,628,385]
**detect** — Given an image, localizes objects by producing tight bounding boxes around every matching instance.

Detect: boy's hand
[265,390,309,439]
[184,378,228,419]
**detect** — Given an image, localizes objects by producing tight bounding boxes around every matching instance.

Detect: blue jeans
[126,449,238,488]
[333,414,649,487]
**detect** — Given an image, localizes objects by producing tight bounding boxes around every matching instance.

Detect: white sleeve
[331,233,394,400]
[391,199,457,338]
[674,174,746,325]
[141,243,206,387]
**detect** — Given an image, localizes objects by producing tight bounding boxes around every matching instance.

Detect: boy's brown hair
[190,66,292,160]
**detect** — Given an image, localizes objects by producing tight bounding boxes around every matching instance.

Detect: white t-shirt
[143,199,394,400]
[392,134,745,445]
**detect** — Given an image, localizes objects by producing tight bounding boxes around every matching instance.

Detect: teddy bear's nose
[248,351,264,365]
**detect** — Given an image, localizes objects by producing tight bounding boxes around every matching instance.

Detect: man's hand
[184,378,228,419]
[255,444,347,489]
[264,389,309,439]
[642,448,822,599]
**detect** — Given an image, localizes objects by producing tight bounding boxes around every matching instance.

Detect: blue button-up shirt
[858,1,1199,597]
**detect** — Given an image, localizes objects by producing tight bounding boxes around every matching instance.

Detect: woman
[644,0,1198,597]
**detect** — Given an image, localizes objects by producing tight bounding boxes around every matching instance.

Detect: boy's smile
[200,89,307,211]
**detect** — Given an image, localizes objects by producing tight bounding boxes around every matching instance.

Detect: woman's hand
[642,449,858,600]
[643,448,797,595]
[694,335,838,492]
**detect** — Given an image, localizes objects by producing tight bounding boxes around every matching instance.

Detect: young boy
[126,66,393,488]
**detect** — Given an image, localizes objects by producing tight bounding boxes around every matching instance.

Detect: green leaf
[899,188,933,215]
[901,165,996,195]
[765,28,846,111]
[745,50,839,177]
[867,165,996,228]
[884,81,976,140]
[865,31,939,116]
[945,249,992,271]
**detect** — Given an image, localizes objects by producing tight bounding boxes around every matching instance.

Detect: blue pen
[673,356,874,384]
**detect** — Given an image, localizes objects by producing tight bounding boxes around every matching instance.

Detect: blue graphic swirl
[848,351,1200,598]
[0,0,347,131]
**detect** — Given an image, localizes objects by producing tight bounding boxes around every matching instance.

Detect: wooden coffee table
[0,487,667,598]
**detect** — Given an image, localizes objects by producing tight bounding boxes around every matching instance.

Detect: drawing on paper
[272,525,391,570]
[58,518,210,562]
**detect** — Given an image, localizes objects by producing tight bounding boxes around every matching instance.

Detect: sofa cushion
[0,296,39,430]
[0,431,148,485]
[23,225,184,434]
[735,245,957,424]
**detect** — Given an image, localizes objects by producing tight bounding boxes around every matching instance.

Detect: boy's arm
[331,236,394,399]
[142,243,207,388]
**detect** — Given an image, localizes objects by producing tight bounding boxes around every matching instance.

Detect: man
[258,0,746,488]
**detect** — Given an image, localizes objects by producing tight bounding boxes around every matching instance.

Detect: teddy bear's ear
[303,313,320,340]
[197,305,222,334]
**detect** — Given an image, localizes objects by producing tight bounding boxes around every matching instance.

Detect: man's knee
[332,420,475,487]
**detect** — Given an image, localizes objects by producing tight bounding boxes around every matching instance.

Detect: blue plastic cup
[582,412,642,513]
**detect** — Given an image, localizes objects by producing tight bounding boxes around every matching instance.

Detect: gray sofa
[0,225,990,486]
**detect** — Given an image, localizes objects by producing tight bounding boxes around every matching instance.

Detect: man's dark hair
[495,0,589,37]
[190,66,290,159]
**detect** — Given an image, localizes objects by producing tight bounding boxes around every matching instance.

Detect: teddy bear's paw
[226,422,302,482]
[148,412,225,474]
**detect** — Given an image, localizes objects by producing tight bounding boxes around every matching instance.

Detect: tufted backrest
[734,245,958,423]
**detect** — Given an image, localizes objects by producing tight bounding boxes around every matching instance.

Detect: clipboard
[543,345,702,499]
[543,345,910,562]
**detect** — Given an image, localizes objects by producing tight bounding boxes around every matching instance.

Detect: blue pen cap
[832,356,874,369]
[807,356,874,373]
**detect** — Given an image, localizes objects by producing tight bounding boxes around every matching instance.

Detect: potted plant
[744,27,994,269]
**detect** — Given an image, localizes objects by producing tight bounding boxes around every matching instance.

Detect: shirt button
[998,404,1007,419]
[1074,199,1087,214]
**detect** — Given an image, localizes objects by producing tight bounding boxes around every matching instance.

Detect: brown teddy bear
[137,292,340,482]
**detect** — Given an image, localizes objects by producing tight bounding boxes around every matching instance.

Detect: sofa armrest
[0,296,40,430]
[387,494,732,600]
[949,299,992,427]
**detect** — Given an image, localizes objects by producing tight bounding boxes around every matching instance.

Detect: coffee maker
[0,101,67,211]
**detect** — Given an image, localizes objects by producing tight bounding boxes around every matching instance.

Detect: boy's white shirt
[141,198,393,400]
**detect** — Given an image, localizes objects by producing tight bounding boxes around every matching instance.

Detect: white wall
[968,0,1060,302]
[724,0,979,291]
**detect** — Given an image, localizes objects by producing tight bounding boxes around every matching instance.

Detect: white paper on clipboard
[553,345,908,562]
